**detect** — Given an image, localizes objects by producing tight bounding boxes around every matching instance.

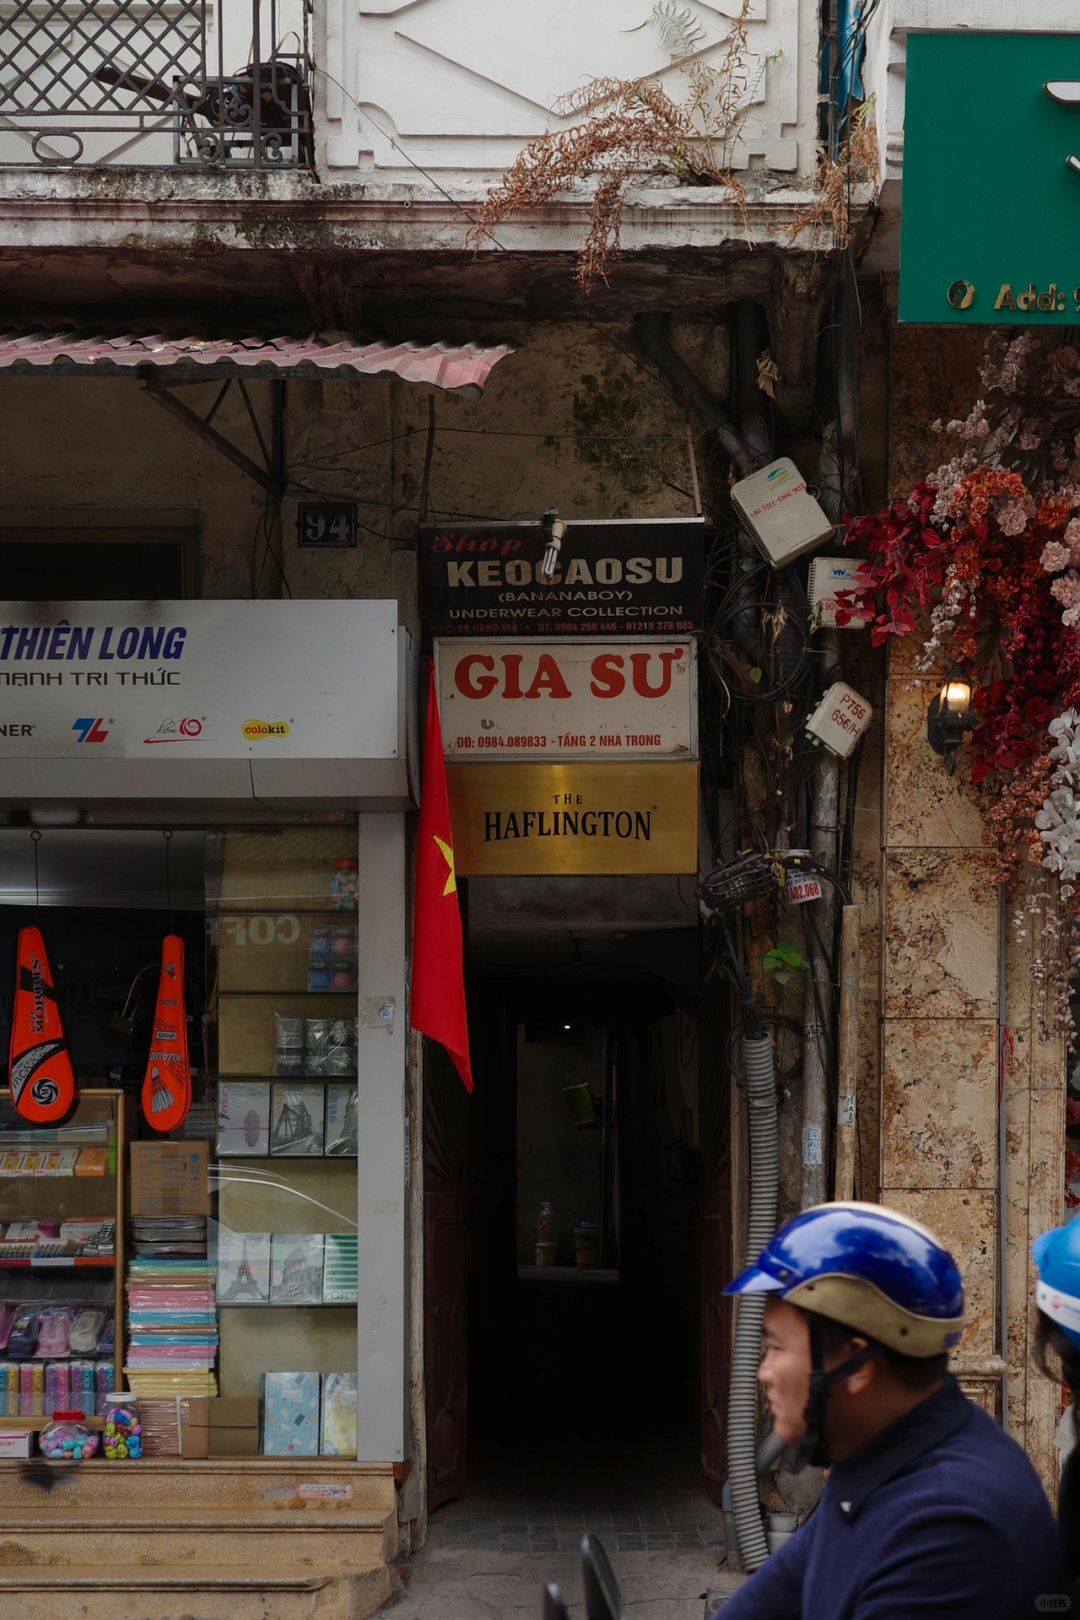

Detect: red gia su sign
[435,638,697,763]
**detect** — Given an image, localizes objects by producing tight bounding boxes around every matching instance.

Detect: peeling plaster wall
[863,306,1065,1487]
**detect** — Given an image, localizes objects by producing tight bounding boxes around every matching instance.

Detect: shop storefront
[0,598,412,1600]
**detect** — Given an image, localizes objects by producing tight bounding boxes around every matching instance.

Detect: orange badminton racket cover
[141,935,192,1134]
[9,926,77,1125]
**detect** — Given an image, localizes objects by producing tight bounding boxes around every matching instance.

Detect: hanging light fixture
[927,664,976,774]
[539,507,567,581]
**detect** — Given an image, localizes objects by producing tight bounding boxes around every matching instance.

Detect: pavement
[379,1430,748,1619]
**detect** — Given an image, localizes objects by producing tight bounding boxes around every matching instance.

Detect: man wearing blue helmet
[1032,1215,1080,1602]
[717,1202,1060,1619]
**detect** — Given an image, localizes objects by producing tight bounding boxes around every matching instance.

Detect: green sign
[900,33,1080,325]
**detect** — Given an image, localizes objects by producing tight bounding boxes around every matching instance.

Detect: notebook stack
[124,1217,217,1398]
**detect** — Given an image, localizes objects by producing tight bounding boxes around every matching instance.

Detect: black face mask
[790,1316,878,1473]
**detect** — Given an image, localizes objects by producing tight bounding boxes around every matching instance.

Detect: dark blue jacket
[719,1377,1061,1619]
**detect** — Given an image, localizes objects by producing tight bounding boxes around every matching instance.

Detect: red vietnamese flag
[411,663,474,1093]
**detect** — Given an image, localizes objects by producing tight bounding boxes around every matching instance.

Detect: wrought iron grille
[0,0,313,167]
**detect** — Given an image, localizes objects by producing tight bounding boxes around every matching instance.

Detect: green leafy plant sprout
[762,940,809,985]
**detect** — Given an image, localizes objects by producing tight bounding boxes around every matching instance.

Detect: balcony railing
[0,0,312,167]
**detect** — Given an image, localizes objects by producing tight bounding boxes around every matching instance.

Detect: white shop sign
[436,637,697,762]
[0,601,399,761]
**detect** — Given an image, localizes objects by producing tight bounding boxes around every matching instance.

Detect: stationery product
[75,1146,109,1177]
[216,1082,271,1156]
[322,1234,358,1304]
[324,1086,358,1157]
[269,1234,324,1305]
[44,1360,70,1416]
[36,1309,73,1359]
[9,1307,38,1359]
[274,1015,304,1077]
[261,1371,320,1456]
[0,1362,16,1415]
[69,1309,108,1355]
[217,1228,271,1304]
[320,1372,357,1457]
[20,1362,43,1416]
[95,1362,114,1408]
[269,1086,324,1156]
[69,1360,96,1416]
[304,1018,355,1079]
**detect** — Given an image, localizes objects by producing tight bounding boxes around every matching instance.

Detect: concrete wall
[321,0,822,191]
[0,320,721,604]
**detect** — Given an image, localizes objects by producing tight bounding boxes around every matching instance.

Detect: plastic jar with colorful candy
[102,1392,142,1459]
[40,1412,99,1461]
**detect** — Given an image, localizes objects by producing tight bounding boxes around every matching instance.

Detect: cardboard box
[208,1426,260,1457]
[129,1141,210,1217]
[0,1431,32,1458]
[181,1423,209,1459]
[210,1397,260,1428]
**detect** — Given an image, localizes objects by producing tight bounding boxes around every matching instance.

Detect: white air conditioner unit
[731,457,835,569]
[807,556,871,629]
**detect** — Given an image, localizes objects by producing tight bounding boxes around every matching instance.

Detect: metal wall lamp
[927,664,976,774]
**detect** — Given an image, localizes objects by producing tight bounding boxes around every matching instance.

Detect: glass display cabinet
[207,830,358,1452]
[0,1088,125,1432]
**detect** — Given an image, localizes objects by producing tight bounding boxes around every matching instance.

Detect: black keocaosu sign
[419,520,705,637]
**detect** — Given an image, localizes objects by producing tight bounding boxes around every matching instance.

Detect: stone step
[0,1457,397,1514]
[0,1563,392,1620]
[0,1506,396,1566]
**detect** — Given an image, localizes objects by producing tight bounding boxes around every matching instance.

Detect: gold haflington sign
[446,762,699,876]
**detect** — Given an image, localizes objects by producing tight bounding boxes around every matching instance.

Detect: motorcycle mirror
[543,1581,570,1620]
[581,1534,627,1620]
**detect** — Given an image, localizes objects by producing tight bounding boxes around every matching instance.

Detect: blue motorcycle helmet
[727,1200,966,1355]
[1033,1216,1080,1352]
[727,1202,966,1468]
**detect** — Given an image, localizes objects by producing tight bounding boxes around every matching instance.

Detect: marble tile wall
[873,316,1063,1487]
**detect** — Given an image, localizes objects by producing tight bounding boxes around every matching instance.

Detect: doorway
[423,948,724,1540]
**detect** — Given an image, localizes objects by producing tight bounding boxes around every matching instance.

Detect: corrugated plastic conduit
[727,1032,779,1571]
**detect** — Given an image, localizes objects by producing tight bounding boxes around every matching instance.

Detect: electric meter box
[805,682,873,759]
[808,556,871,629]
[731,457,835,569]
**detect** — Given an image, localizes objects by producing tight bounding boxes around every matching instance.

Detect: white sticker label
[803,1124,823,1166]
[298,1483,353,1502]
[838,1095,856,1126]
[786,876,823,905]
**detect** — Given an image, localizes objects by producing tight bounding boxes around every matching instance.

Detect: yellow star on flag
[433,834,457,897]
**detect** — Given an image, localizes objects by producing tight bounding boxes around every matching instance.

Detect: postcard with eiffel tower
[217,1227,271,1304]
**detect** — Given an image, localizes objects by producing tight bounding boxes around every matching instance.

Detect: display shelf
[216,907,360,919]
[216,1073,357,1082]
[219,1301,355,1309]
[0,1093,126,1383]
[0,1173,114,1181]
[0,1258,114,1271]
[216,991,357,999]
[216,1154,356,1163]
[0,1415,106,1431]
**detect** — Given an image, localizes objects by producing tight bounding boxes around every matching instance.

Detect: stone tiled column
[879,636,1063,1484]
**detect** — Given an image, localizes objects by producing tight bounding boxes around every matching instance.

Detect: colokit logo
[143,717,206,744]
[242,719,292,740]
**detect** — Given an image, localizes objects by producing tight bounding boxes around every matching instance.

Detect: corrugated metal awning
[0,323,516,399]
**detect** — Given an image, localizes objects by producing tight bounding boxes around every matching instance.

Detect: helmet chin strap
[790,1316,878,1473]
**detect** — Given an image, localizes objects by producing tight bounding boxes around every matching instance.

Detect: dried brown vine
[470,0,757,290]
